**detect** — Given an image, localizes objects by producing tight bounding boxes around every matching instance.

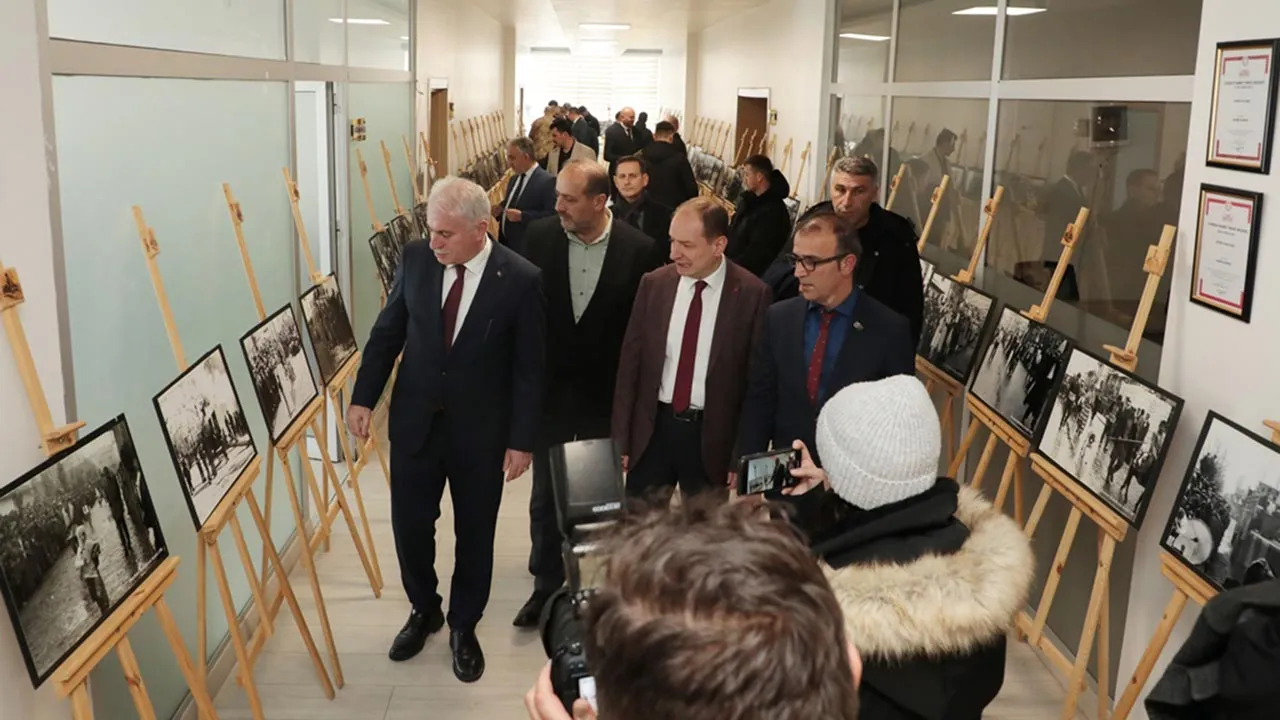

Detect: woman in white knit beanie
[783,375,1034,720]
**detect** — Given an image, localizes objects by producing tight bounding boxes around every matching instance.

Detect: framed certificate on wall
[1206,39,1280,173]
[1191,185,1263,322]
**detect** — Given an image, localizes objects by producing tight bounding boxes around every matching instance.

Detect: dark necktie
[807,310,836,404]
[507,173,526,207]
[672,280,707,413]
[442,265,465,352]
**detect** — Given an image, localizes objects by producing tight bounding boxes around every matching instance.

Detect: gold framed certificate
[1206,39,1280,173]
[1191,185,1263,322]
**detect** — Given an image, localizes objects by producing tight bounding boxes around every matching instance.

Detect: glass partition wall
[829,0,1202,694]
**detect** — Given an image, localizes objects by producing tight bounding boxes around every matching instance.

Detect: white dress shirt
[441,237,493,343]
[658,257,727,409]
[502,165,536,237]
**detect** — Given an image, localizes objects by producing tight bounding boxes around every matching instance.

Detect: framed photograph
[917,273,998,386]
[969,307,1073,439]
[387,213,417,250]
[368,230,402,293]
[1190,185,1262,322]
[153,346,258,529]
[412,202,430,239]
[240,304,320,445]
[0,416,167,687]
[1163,412,1280,592]
[300,274,358,387]
[919,258,936,289]
[1035,347,1184,528]
[1206,39,1280,173]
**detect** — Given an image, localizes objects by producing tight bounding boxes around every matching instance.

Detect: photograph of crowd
[368,229,403,294]
[0,416,165,686]
[919,259,935,288]
[970,308,1072,438]
[1037,348,1183,527]
[412,202,430,239]
[917,273,997,385]
[387,213,418,249]
[300,274,358,386]
[1163,413,1280,591]
[240,304,318,444]
[153,346,257,528]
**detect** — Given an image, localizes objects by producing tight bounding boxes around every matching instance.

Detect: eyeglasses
[782,252,849,272]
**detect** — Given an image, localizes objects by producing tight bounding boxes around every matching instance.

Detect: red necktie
[671,280,707,413]
[807,310,835,404]
[442,265,465,352]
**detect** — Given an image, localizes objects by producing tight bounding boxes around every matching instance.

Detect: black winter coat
[727,169,793,277]
[640,141,698,211]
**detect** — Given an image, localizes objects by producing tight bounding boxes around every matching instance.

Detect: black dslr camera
[538,438,626,713]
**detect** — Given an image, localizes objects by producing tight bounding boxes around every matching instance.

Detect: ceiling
[466,0,773,49]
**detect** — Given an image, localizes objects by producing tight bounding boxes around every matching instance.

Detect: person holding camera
[524,499,863,720]
[784,375,1035,719]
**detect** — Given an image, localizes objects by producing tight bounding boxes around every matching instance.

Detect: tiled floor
[214,460,1078,719]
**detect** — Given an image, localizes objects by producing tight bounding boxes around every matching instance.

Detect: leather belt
[659,402,703,423]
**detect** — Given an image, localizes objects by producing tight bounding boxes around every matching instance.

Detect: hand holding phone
[736,448,802,496]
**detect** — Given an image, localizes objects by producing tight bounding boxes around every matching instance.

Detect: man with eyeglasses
[737,210,915,474]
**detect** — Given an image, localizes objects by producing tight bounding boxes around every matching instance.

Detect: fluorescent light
[952,6,1047,15]
[400,36,410,40]
[579,23,631,31]
[840,32,890,41]
[328,17,391,25]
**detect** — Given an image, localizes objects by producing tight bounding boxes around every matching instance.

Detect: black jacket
[671,132,688,156]
[572,116,599,155]
[604,123,638,174]
[727,169,793,277]
[815,480,1034,720]
[614,193,674,265]
[640,141,698,211]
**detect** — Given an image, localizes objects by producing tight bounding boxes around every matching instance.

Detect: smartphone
[737,448,801,496]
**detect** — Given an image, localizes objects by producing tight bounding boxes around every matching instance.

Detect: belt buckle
[673,407,701,423]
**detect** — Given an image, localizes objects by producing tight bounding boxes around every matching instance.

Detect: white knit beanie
[815,375,940,510]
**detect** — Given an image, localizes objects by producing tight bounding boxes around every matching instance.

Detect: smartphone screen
[737,448,800,496]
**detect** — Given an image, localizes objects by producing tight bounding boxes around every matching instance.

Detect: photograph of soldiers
[300,274,359,386]
[970,307,1072,437]
[369,229,404,293]
[917,272,996,385]
[241,304,319,443]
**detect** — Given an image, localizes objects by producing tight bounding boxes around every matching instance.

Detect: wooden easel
[779,138,794,177]
[134,206,336,718]
[380,140,406,216]
[419,131,440,190]
[350,153,386,234]
[819,146,838,202]
[951,185,1004,286]
[401,135,424,205]
[790,142,811,203]
[2,262,218,720]
[733,128,751,166]
[917,175,951,253]
[884,163,908,212]
[1012,223,1175,720]
[718,123,732,160]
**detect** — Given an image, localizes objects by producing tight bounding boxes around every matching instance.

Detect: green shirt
[567,212,613,322]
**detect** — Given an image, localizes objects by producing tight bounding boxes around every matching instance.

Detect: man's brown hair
[583,499,860,720]
[795,209,863,259]
[675,196,730,242]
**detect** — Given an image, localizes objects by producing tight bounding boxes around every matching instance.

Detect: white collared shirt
[658,257,727,409]
[441,237,493,342]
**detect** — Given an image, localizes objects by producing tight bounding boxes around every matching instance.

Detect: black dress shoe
[513,590,552,629]
[450,629,485,682]
[388,607,444,662]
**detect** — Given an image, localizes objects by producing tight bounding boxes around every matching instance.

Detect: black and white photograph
[742,453,795,495]
[917,273,997,385]
[1163,413,1280,592]
[368,229,403,293]
[0,416,166,687]
[300,274,358,386]
[388,213,418,250]
[969,308,1072,438]
[153,346,258,529]
[1036,348,1184,528]
[412,202,430,239]
[919,258,935,289]
[240,304,319,444]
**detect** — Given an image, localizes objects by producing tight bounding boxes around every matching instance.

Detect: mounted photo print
[0,416,167,687]
[917,273,997,386]
[412,202,430,240]
[1206,39,1280,173]
[387,213,418,250]
[969,308,1072,439]
[153,345,258,529]
[1035,348,1184,528]
[240,304,319,445]
[1190,185,1262,323]
[368,230,403,293]
[1163,413,1280,592]
[919,258,935,289]
[300,274,358,387]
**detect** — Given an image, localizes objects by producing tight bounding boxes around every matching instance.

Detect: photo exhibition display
[240,303,320,444]
[300,273,359,387]
[917,272,997,385]
[970,308,1073,439]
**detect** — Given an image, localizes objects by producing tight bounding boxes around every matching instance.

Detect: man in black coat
[348,177,546,681]
[727,154,793,277]
[663,114,688,156]
[494,137,557,256]
[603,106,638,178]
[567,105,599,156]
[515,159,658,627]
[640,121,698,211]
[612,155,674,264]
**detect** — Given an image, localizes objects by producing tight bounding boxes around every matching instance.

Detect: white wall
[691,0,832,201]
[658,39,689,117]
[1117,2,1280,715]
[415,0,509,160]
[0,2,70,718]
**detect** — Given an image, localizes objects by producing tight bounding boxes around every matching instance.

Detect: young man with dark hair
[639,121,698,211]
[547,117,595,175]
[524,499,863,720]
[612,155,674,260]
[567,105,599,155]
[727,154,793,277]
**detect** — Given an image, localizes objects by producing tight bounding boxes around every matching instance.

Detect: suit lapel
[651,270,679,373]
[782,299,809,400]
[830,295,872,390]
[548,229,575,326]
[707,264,740,372]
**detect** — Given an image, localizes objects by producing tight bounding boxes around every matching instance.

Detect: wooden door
[430,89,450,174]
[736,95,769,164]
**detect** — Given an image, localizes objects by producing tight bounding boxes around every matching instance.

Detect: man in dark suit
[663,114,688,156]
[641,122,698,211]
[495,137,556,256]
[348,176,546,682]
[612,155,674,263]
[738,210,915,475]
[515,159,658,627]
[614,198,771,502]
[567,105,599,156]
[604,106,638,179]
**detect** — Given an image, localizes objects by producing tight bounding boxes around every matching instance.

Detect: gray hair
[507,136,535,159]
[428,176,491,226]
[832,154,879,184]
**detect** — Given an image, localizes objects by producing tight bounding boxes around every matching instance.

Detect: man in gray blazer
[546,117,597,175]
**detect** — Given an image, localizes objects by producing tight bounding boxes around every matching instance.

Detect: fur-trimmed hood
[823,486,1034,660]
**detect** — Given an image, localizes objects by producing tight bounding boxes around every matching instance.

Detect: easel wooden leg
[1030,506,1082,645]
[947,418,982,479]
[939,395,955,466]
[229,514,274,636]
[207,541,266,720]
[969,435,998,490]
[320,400,332,553]
[1024,485,1054,538]
[1112,590,1189,720]
[328,393,384,588]
[1061,534,1116,720]
[153,598,219,720]
[70,683,95,720]
[115,637,157,720]
[992,453,1018,510]
[196,540,207,693]
[1013,462,1025,527]
[1097,533,1112,720]
[258,449,275,586]
[309,417,382,596]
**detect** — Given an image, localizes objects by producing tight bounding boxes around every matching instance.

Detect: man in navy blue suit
[736,209,915,483]
[348,176,546,683]
[495,136,557,256]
